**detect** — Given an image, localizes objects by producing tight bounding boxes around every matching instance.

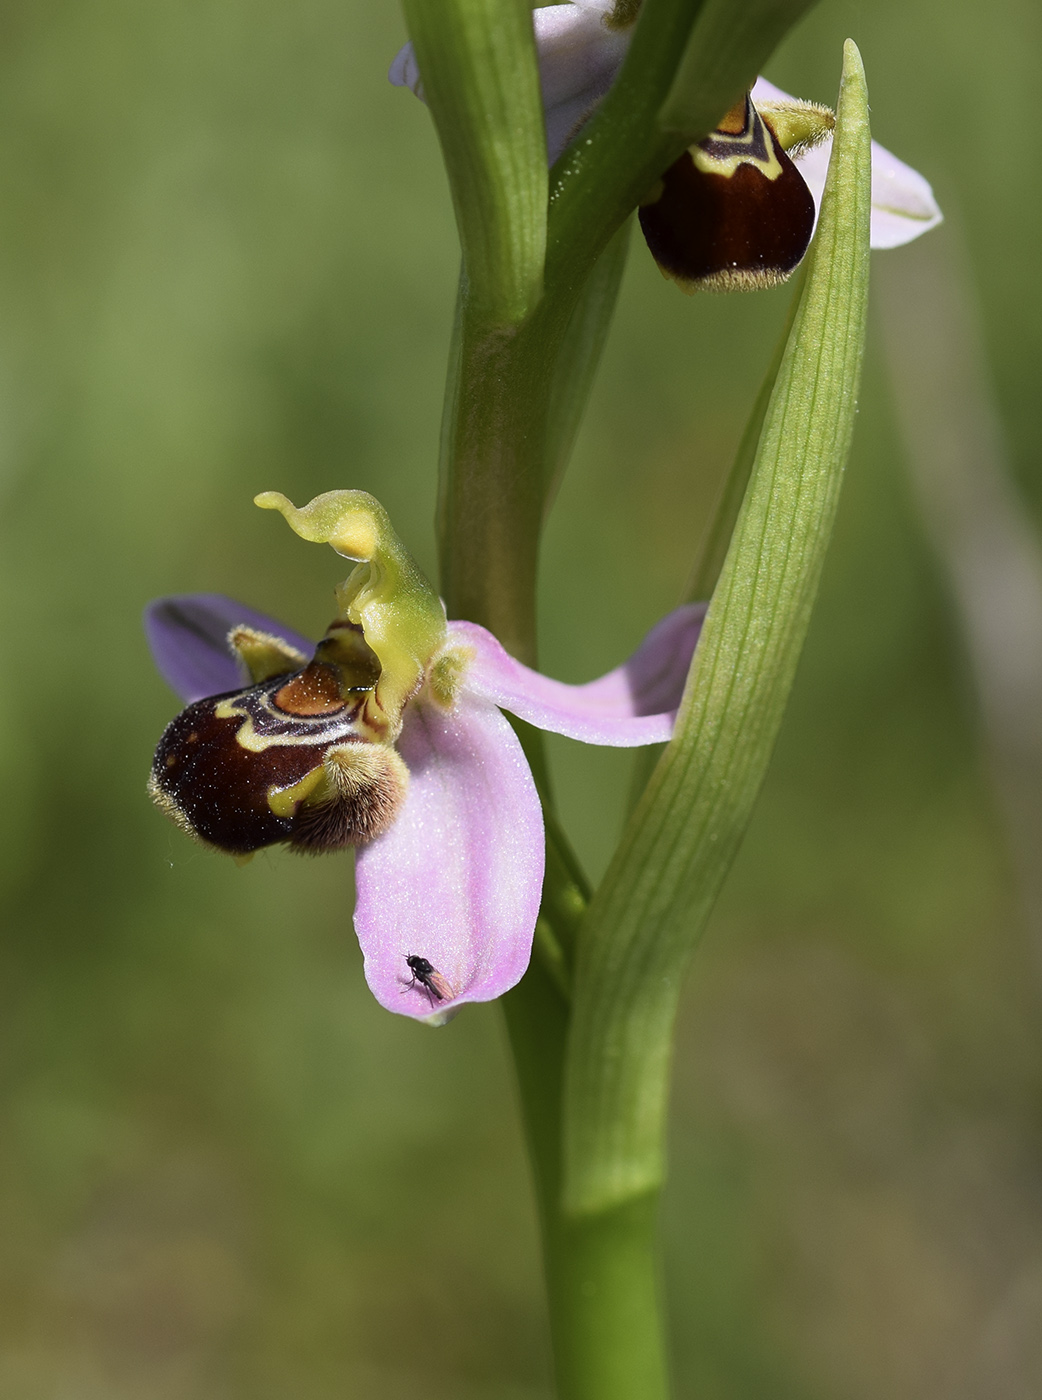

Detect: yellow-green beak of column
[255,489,448,735]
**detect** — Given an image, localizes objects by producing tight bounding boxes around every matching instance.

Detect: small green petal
[256,490,447,732]
[758,99,835,155]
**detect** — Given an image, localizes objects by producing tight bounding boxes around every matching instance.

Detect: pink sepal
[450,603,706,747]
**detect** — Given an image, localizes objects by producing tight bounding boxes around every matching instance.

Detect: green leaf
[562,40,873,1216]
[544,218,634,509]
[401,0,547,323]
[658,0,820,141]
[684,273,802,602]
[544,0,706,290]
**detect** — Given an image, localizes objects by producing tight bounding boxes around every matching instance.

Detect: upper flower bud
[390,5,942,266]
[638,92,835,292]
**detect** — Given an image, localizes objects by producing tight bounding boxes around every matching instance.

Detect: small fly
[403,954,455,1007]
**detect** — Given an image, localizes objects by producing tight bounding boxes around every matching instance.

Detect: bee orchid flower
[390,0,941,284]
[749,76,943,250]
[147,490,705,1024]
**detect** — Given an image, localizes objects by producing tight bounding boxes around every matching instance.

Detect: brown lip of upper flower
[389,11,942,252]
[637,93,820,293]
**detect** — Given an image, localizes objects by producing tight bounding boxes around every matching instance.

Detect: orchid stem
[550,1196,670,1400]
[433,1,826,1389]
[503,969,669,1400]
[442,335,673,1400]
[438,293,560,663]
[510,733,667,1400]
[439,273,672,1399]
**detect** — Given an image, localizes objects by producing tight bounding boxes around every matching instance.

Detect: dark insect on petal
[638,95,815,293]
[403,954,455,1006]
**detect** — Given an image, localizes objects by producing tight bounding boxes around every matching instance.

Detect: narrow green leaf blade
[543,219,633,508]
[402,0,547,323]
[684,268,803,602]
[563,40,873,1216]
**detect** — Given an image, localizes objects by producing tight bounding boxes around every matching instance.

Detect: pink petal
[860,140,944,248]
[387,39,422,97]
[388,0,628,164]
[751,75,805,106]
[449,603,706,747]
[533,0,629,162]
[353,696,544,1021]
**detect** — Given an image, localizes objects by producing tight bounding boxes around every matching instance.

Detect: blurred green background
[2,0,1041,1396]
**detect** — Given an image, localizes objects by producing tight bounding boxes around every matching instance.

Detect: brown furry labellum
[149,658,408,856]
[638,94,815,293]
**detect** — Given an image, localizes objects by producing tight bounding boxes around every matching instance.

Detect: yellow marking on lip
[692,123,783,182]
[213,694,363,753]
[267,765,327,819]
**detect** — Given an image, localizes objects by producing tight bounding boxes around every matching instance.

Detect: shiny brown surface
[273,662,346,715]
[152,694,328,853]
[638,124,815,291]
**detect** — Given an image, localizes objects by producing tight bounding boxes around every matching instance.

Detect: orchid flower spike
[390,1,941,287]
[147,491,706,1024]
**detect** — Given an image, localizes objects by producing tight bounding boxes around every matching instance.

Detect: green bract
[563,39,874,1217]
